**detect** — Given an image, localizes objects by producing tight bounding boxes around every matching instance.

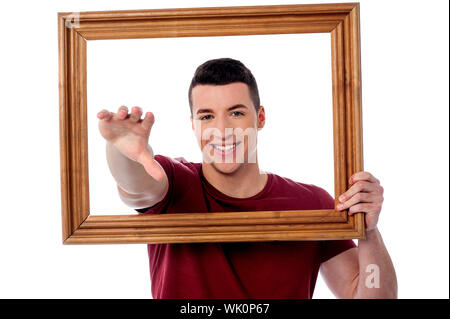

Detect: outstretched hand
[97,105,165,181]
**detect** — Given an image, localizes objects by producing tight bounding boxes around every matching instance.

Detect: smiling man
[190,80,266,199]
[97,58,397,299]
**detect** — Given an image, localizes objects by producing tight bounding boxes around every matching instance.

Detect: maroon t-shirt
[136,155,356,299]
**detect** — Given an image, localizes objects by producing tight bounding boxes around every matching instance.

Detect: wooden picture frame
[58,2,365,244]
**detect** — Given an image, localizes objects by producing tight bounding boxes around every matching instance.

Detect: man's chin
[211,161,242,175]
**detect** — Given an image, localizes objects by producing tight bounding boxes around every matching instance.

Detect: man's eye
[231,111,244,117]
[200,115,212,120]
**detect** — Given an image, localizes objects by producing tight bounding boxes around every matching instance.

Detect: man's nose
[214,116,233,141]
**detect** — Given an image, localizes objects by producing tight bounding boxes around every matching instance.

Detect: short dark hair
[188,58,261,114]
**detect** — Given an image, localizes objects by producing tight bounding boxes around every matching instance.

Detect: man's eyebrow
[196,104,249,115]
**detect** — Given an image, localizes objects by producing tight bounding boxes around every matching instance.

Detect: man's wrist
[360,227,379,243]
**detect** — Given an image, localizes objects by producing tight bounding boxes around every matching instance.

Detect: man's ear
[257,106,266,130]
[190,115,194,130]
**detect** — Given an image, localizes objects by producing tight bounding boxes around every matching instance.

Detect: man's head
[189,58,265,174]
[188,58,261,114]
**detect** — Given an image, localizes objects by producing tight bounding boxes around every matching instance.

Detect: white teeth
[213,143,237,151]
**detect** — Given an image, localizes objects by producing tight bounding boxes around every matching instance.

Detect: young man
[97,58,397,299]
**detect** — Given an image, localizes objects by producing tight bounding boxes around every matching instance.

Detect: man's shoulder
[271,173,328,194]
[154,154,201,172]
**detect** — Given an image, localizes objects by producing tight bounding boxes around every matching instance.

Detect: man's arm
[106,141,168,209]
[320,171,397,298]
[98,106,168,209]
[320,228,397,298]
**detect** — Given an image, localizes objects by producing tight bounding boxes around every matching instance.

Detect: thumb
[141,111,155,132]
[138,151,165,181]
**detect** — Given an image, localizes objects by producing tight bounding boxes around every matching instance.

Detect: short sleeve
[135,155,174,215]
[319,239,356,264]
[311,184,357,263]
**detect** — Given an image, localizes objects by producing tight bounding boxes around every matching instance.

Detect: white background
[87,33,334,215]
[0,0,448,299]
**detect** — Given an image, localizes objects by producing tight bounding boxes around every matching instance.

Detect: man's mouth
[210,141,242,153]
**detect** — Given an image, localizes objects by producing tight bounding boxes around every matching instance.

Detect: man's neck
[201,159,268,199]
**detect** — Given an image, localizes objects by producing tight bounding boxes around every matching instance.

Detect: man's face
[190,82,265,174]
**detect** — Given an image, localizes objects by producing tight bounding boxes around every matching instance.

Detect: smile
[211,141,242,152]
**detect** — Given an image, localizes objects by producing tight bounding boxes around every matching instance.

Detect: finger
[348,203,382,216]
[339,180,378,202]
[97,109,112,121]
[337,192,377,211]
[129,106,143,123]
[116,105,129,120]
[141,112,155,131]
[349,171,379,185]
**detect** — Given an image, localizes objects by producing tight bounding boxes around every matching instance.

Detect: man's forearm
[353,228,397,298]
[106,141,160,195]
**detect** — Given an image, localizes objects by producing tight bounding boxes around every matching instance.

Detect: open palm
[97,105,165,181]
